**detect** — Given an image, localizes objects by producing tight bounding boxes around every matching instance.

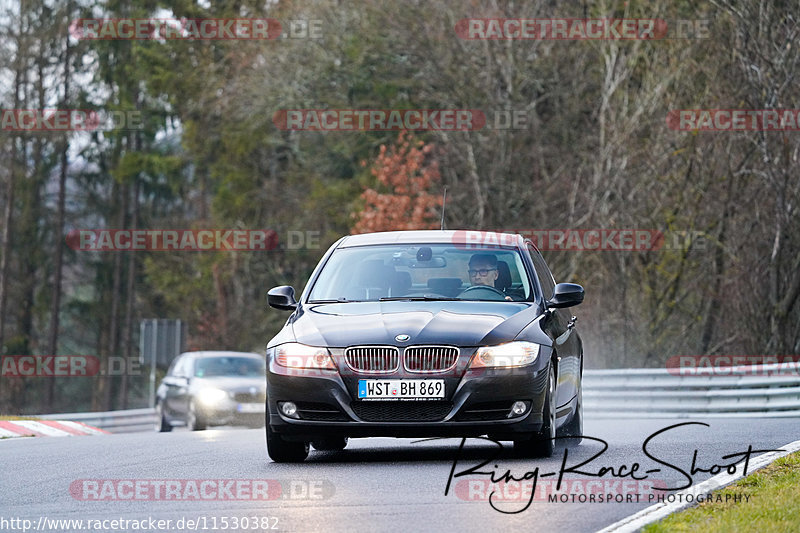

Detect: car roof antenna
[440,187,447,230]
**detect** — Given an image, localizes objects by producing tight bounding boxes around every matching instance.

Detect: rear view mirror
[416,247,433,261]
[409,257,447,268]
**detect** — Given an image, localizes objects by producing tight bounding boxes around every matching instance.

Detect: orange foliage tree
[352,131,443,233]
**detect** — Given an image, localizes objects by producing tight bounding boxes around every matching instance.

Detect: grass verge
[644,450,800,533]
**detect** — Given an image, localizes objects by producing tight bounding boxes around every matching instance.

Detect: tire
[266,410,309,462]
[514,364,556,458]
[187,400,207,431]
[559,379,583,445]
[312,437,349,451]
[155,401,172,433]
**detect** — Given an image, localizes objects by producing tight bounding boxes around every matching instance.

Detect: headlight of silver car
[196,387,230,406]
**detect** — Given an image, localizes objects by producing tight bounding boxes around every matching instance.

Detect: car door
[527,243,580,410]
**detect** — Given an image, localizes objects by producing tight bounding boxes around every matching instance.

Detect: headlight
[196,388,229,405]
[469,341,540,369]
[274,342,336,370]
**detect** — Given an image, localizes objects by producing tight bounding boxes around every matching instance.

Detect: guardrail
[37,408,156,433]
[583,362,800,418]
[30,363,800,432]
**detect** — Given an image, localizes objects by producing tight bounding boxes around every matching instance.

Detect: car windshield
[307,244,533,302]
[194,356,265,378]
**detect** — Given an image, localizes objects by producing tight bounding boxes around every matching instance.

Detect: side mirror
[546,283,584,308]
[166,375,189,387]
[268,285,298,311]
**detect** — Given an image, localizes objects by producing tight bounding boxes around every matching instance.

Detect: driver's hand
[504,295,512,301]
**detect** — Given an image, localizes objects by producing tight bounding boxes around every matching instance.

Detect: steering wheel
[458,285,508,301]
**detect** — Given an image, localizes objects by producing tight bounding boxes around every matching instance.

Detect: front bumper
[193,399,266,427]
[266,352,550,441]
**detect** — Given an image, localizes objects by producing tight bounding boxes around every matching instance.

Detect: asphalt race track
[3,417,799,532]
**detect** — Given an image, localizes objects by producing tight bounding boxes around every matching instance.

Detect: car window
[172,356,191,377]
[528,243,556,300]
[307,244,532,301]
[194,357,266,378]
[166,357,180,376]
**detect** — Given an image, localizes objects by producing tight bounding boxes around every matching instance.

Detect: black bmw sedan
[265,230,584,462]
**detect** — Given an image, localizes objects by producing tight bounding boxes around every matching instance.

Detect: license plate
[358,379,444,400]
[237,403,266,413]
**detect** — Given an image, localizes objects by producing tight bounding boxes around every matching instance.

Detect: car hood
[290,300,548,347]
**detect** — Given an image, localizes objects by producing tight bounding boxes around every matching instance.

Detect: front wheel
[187,401,207,431]
[514,364,556,458]
[155,401,172,432]
[559,379,583,444]
[266,410,309,462]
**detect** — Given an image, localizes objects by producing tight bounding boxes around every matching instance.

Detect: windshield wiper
[307,298,361,303]
[379,296,461,301]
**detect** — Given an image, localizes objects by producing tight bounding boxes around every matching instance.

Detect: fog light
[280,401,298,418]
[510,401,527,416]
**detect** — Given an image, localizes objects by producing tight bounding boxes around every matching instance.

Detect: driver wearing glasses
[468,254,513,300]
